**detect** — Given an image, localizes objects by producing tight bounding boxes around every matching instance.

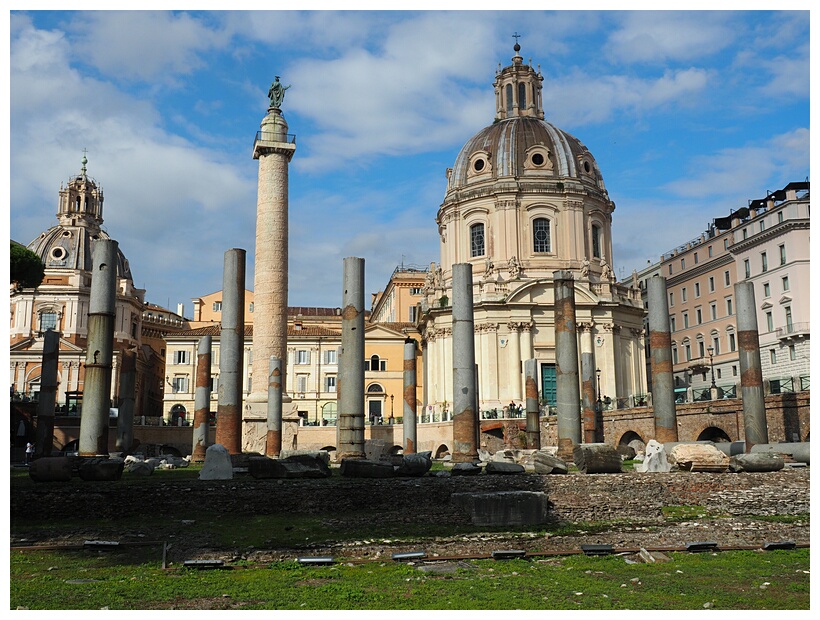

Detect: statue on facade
[433,265,444,289]
[508,255,521,279]
[580,257,590,279]
[600,258,614,283]
[423,266,436,294]
[268,76,291,109]
[484,258,495,279]
[631,269,639,289]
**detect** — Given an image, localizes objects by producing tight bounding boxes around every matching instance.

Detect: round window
[531,153,545,166]
[584,161,591,173]
[473,159,485,172]
[50,247,67,260]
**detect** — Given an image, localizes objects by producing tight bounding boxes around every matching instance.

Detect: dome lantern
[493,39,544,122]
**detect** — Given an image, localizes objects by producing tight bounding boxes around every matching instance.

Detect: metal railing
[775,322,809,337]
[255,131,296,144]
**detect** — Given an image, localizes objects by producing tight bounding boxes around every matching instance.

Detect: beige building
[654,181,809,402]
[420,44,646,416]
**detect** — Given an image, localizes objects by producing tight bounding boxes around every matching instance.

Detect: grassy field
[10,546,809,610]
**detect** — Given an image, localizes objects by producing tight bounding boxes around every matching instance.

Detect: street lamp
[595,368,602,412]
[389,394,394,424]
[707,345,716,389]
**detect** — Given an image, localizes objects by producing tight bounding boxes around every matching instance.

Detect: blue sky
[7,8,811,315]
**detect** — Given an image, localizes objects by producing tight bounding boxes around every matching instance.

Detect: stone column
[115,348,136,454]
[524,358,540,449]
[191,335,211,462]
[508,322,522,401]
[215,248,245,455]
[451,263,478,463]
[79,239,117,457]
[579,323,597,443]
[421,339,429,416]
[403,338,417,454]
[248,104,296,410]
[266,356,283,457]
[735,282,768,450]
[647,276,678,442]
[34,329,60,458]
[553,271,581,459]
[338,257,365,460]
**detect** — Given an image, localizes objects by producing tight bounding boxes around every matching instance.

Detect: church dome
[26,155,133,281]
[448,116,607,192]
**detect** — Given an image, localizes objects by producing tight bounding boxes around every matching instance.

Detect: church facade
[420,45,646,419]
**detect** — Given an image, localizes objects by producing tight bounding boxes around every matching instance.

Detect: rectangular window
[789,345,796,361]
[729,333,736,352]
[408,306,418,322]
[40,312,58,331]
[710,303,717,321]
[696,308,702,325]
[683,313,689,328]
[763,282,770,297]
[732,365,738,377]
[296,350,311,365]
[324,349,337,365]
[470,223,485,257]
[779,244,786,265]
[782,276,789,291]
[212,301,222,312]
[698,341,705,358]
[717,369,722,379]
[777,211,784,223]
[694,282,700,298]
[708,276,715,292]
[759,220,765,233]
[669,264,673,275]
[681,287,687,302]
[726,298,733,316]
[669,292,674,307]
[171,376,188,393]
[766,312,773,332]
[770,350,776,364]
[173,350,190,364]
[296,375,308,393]
[681,258,685,269]
[761,252,768,273]
[744,259,751,279]
[708,246,713,257]
[324,375,337,392]
[743,228,748,240]
[410,287,422,295]
[724,270,731,286]
[670,316,676,332]
[672,347,678,364]
[712,337,720,355]
[694,252,699,264]
[785,306,793,329]
[724,238,729,250]
[685,344,691,361]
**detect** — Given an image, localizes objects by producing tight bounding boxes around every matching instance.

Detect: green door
[540,363,557,407]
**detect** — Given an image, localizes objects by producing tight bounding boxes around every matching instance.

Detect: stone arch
[696,426,732,443]
[617,430,645,454]
[320,445,336,453]
[388,445,403,456]
[159,445,182,457]
[434,444,450,459]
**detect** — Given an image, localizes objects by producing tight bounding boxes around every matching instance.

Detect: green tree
[10,241,45,290]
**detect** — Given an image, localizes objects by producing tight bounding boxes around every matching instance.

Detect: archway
[617,430,645,455]
[170,404,187,426]
[697,426,732,443]
[434,444,450,459]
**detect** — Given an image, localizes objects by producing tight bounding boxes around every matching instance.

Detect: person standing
[25,442,34,465]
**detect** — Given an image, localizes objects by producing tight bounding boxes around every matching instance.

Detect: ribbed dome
[449,116,607,191]
[28,226,133,280]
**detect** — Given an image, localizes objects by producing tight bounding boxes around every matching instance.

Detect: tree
[10,241,45,290]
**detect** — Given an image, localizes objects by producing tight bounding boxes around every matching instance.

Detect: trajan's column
[245,77,296,448]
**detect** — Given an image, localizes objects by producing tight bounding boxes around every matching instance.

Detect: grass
[10,547,809,610]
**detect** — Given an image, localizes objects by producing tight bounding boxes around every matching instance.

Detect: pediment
[778,295,792,305]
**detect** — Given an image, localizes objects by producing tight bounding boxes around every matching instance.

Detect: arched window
[518,83,526,109]
[505,84,513,113]
[367,383,384,393]
[592,224,602,258]
[470,223,485,258]
[533,218,551,253]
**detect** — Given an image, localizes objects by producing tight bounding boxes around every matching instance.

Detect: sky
[7,8,811,316]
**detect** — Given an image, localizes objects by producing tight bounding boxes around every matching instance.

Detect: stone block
[78,458,124,481]
[395,452,432,477]
[28,457,73,482]
[339,458,394,478]
[668,443,729,472]
[729,452,784,473]
[450,462,482,476]
[451,491,552,526]
[199,444,233,480]
[635,440,671,473]
[484,461,525,475]
[249,455,332,479]
[573,443,622,474]
[532,451,569,474]
[750,443,810,465]
[125,460,155,476]
[280,450,331,467]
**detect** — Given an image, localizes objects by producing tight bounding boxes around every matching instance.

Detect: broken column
[215,248,245,455]
[579,323,598,443]
[553,271,581,460]
[34,328,60,458]
[451,263,478,463]
[266,356,283,457]
[735,281,768,451]
[647,276,678,443]
[115,348,136,454]
[79,239,117,457]
[403,338,417,454]
[337,257,365,460]
[524,358,540,449]
[191,335,212,462]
